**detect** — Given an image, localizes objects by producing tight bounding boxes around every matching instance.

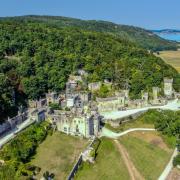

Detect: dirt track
[114,140,144,180]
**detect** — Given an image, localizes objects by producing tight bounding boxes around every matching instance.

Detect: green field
[119,132,173,180]
[75,138,130,180]
[155,50,180,72]
[31,132,88,179]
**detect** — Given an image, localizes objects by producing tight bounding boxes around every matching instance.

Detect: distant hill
[153,29,180,34]
[0,15,177,51]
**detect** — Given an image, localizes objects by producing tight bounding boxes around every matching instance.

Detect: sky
[0,0,180,29]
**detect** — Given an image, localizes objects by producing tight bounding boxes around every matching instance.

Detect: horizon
[0,0,180,29]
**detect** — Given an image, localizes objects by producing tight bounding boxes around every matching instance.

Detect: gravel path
[100,127,155,138]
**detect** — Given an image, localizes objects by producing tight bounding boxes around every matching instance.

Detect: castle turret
[141,91,148,105]
[164,78,173,97]
[153,87,159,100]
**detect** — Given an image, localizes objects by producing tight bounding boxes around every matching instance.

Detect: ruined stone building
[88,82,102,92]
[164,78,173,98]
[96,93,126,112]
[46,92,59,105]
[49,105,101,138]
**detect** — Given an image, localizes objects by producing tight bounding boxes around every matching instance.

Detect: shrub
[173,154,180,167]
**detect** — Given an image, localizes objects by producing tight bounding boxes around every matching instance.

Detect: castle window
[76,125,79,133]
[64,127,67,132]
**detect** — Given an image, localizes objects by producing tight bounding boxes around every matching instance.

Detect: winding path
[100,127,155,139]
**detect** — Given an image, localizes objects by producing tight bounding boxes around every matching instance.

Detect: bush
[173,154,180,167]
[49,103,61,110]
[0,121,50,179]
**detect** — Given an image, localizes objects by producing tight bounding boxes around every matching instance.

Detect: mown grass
[155,50,180,72]
[75,138,130,180]
[119,133,173,180]
[31,132,88,180]
[105,115,154,133]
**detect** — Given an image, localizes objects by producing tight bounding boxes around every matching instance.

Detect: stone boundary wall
[0,122,11,136]
[67,154,83,180]
[106,110,147,127]
[0,111,28,137]
[67,137,96,180]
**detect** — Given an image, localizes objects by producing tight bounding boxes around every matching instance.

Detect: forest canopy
[0,20,179,119]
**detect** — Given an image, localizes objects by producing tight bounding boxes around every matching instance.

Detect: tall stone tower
[122,89,129,100]
[164,78,173,97]
[153,87,159,100]
[141,92,148,105]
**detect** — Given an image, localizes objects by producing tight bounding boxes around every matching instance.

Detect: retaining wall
[0,111,28,137]
[67,154,83,180]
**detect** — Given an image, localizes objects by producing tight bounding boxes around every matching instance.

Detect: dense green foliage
[173,154,180,167]
[0,19,179,118]
[0,121,50,179]
[94,84,113,98]
[142,110,179,138]
[49,103,61,110]
[0,15,177,51]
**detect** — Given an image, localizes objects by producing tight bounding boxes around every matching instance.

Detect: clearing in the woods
[155,50,180,72]
[31,132,88,180]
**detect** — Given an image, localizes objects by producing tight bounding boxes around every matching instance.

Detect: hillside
[0,15,178,51]
[0,19,179,119]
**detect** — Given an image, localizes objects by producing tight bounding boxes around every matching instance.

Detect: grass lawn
[31,132,88,180]
[119,131,173,180]
[155,50,180,72]
[105,117,154,133]
[75,138,130,180]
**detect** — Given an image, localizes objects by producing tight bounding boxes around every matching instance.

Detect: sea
[155,33,180,42]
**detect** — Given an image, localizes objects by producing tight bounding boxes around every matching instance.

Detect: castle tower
[164,78,173,97]
[152,87,159,100]
[122,89,129,100]
[142,92,148,105]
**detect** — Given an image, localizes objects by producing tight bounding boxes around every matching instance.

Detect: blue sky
[0,0,180,29]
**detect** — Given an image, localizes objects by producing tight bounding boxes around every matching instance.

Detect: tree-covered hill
[0,15,177,51]
[0,20,179,119]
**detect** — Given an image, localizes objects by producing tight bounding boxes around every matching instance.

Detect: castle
[27,71,178,139]
[46,74,101,138]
